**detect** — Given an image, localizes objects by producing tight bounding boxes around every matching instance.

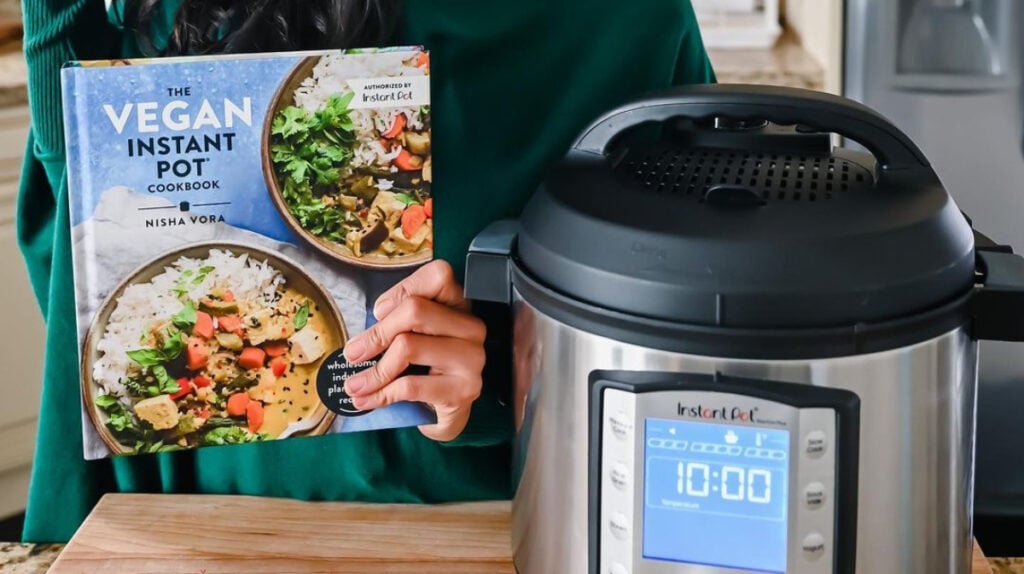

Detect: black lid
[515,85,976,329]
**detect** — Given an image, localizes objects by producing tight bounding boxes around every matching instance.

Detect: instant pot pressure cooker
[464,85,1024,574]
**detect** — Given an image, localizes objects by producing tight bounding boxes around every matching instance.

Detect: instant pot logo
[677,404,758,422]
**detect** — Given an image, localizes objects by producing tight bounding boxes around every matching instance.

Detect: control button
[804,481,827,509]
[609,563,630,574]
[805,431,828,458]
[609,513,630,541]
[802,532,826,560]
[610,462,631,491]
[609,411,634,440]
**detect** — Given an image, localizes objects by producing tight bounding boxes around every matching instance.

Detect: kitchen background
[0,0,1021,569]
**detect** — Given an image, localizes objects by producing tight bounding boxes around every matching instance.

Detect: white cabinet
[0,104,43,520]
[783,0,845,94]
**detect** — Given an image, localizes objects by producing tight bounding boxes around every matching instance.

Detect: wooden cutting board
[47,493,993,573]
[48,494,514,573]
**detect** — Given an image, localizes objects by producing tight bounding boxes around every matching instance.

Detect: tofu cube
[289,328,326,365]
[133,395,180,431]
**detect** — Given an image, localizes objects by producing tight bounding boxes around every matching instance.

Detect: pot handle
[464,220,519,305]
[570,84,930,174]
[972,247,1024,342]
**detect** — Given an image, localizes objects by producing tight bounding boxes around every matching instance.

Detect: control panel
[589,372,859,574]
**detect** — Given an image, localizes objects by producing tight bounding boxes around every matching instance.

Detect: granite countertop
[993,559,1024,574]
[0,543,62,573]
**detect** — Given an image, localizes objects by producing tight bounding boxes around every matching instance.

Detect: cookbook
[61,47,436,460]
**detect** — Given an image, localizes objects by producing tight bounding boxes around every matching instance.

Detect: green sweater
[18,0,714,542]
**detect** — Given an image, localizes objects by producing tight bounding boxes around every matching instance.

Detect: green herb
[126,348,164,368]
[172,267,214,298]
[172,301,197,330]
[174,414,205,436]
[105,404,138,434]
[121,377,148,398]
[200,426,262,446]
[126,331,186,369]
[152,365,181,395]
[204,417,238,429]
[95,394,119,410]
[393,193,418,207]
[294,301,310,331]
[270,93,357,242]
[162,331,185,360]
[224,375,256,393]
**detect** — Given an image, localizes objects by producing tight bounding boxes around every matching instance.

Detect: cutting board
[48,494,514,573]
[47,493,993,573]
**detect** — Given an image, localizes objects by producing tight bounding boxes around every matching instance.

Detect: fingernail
[373,297,397,320]
[344,339,366,362]
[345,373,366,395]
[351,395,371,410]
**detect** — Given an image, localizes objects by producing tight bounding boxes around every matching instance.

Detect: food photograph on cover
[62,48,436,460]
[265,53,433,268]
[82,243,344,455]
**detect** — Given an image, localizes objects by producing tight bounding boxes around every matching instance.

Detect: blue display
[642,417,790,573]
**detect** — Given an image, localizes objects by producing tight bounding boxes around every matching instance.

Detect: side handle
[464,220,519,305]
[972,250,1024,342]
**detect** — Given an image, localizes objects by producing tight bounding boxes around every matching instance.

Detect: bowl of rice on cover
[263,50,433,269]
[82,242,345,456]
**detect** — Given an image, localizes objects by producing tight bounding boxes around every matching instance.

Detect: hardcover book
[61,47,436,459]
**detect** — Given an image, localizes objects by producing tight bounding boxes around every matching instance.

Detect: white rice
[93,249,285,401]
[291,52,427,172]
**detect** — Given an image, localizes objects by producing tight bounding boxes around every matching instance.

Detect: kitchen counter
[0,28,822,111]
[0,44,25,107]
[0,543,62,573]
[0,493,1011,573]
[707,30,825,91]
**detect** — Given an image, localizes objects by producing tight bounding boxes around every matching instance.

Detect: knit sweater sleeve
[18,1,116,317]
[23,0,105,162]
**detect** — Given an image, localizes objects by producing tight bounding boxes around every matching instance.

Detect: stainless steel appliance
[843,0,1024,538]
[464,85,1024,573]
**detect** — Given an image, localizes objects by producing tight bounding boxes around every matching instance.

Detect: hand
[342,260,486,441]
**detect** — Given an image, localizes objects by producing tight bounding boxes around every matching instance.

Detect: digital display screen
[642,417,790,573]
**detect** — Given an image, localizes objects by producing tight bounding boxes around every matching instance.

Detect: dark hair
[121,0,400,56]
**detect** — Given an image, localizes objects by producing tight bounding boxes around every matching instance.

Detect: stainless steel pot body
[510,294,979,574]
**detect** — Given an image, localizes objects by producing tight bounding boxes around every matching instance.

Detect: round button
[610,462,631,491]
[609,563,630,574]
[805,430,828,458]
[609,513,630,541]
[609,411,633,440]
[802,532,826,560]
[804,481,827,509]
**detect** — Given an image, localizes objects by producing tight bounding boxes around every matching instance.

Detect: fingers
[351,374,479,442]
[372,260,469,319]
[343,297,486,363]
[345,333,485,397]
[352,372,481,411]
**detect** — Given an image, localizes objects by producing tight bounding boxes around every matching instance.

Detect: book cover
[61,47,436,460]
